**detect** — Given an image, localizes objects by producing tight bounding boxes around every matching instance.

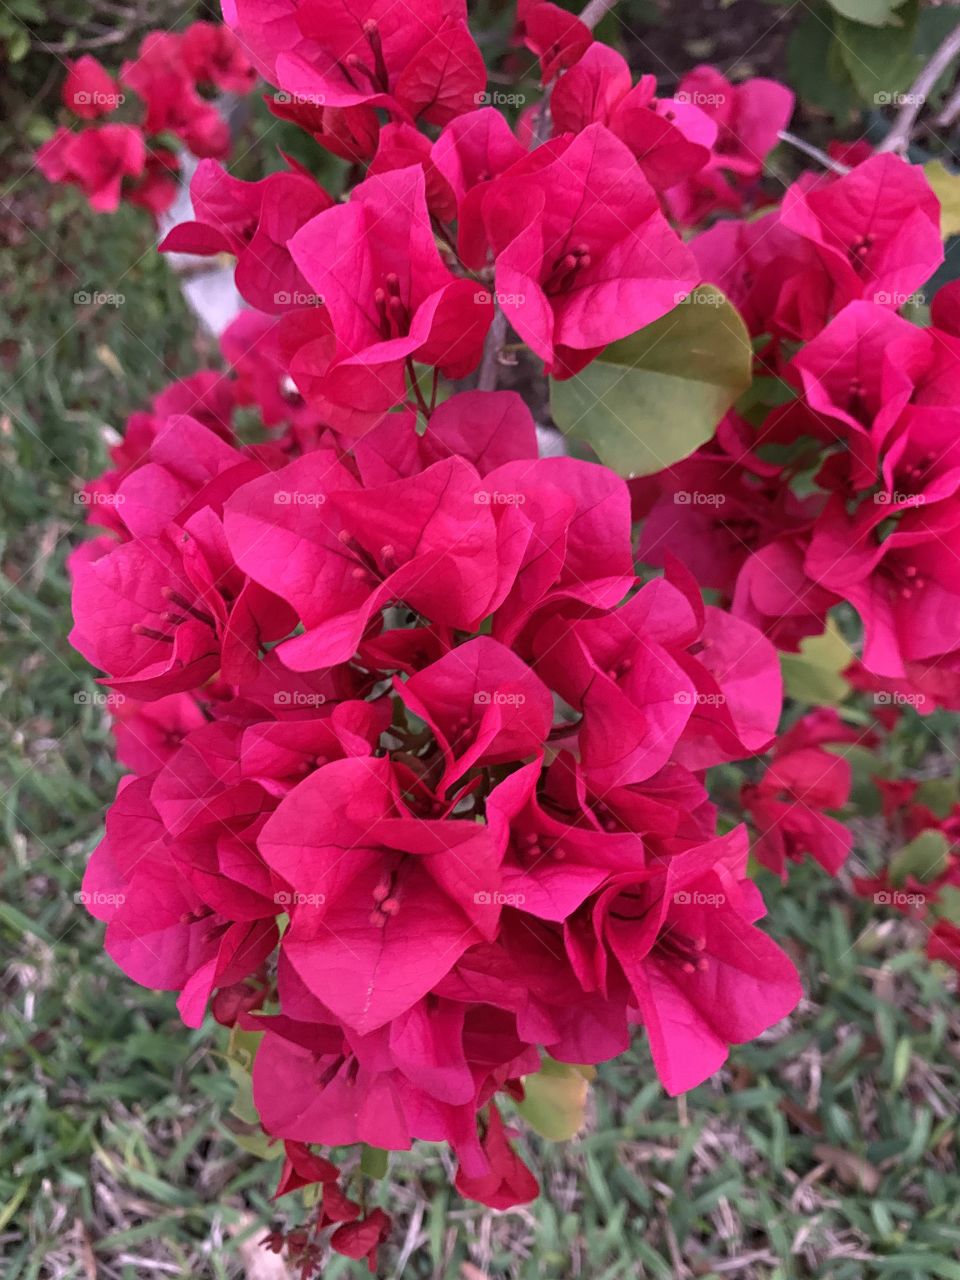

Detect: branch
[778,130,849,175]
[877,19,960,154]
[476,306,508,392]
[579,0,618,30]
[937,78,960,128]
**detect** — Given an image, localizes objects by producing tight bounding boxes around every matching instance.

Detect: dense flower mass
[37,22,254,216]
[56,0,960,1270]
[638,153,960,709]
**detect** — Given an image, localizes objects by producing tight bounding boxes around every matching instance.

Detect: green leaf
[781,619,853,706]
[890,829,949,887]
[835,3,919,102]
[549,285,752,477]
[787,13,861,117]
[826,0,909,29]
[915,775,960,818]
[934,883,960,926]
[517,1057,595,1141]
[360,1144,389,1179]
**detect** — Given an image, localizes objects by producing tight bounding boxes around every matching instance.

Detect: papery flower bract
[551,45,716,191]
[37,125,146,213]
[182,20,258,92]
[480,123,698,376]
[258,755,505,1033]
[516,0,592,85]
[743,711,854,880]
[159,160,333,314]
[588,828,802,1094]
[255,0,486,125]
[287,166,492,424]
[62,55,122,119]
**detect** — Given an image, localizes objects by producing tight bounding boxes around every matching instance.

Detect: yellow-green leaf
[924,160,960,238]
[890,829,949,887]
[549,285,752,477]
[781,618,853,706]
[517,1058,595,1141]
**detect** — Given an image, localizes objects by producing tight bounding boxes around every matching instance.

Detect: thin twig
[476,307,508,392]
[579,0,618,30]
[878,19,960,154]
[937,78,960,129]
[778,130,850,175]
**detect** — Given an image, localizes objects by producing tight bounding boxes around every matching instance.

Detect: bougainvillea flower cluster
[56,0,960,1269]
[639,152,960,711]
[37,22,254,215]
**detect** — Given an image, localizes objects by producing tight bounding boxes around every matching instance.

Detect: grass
[3,170,960,1280]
